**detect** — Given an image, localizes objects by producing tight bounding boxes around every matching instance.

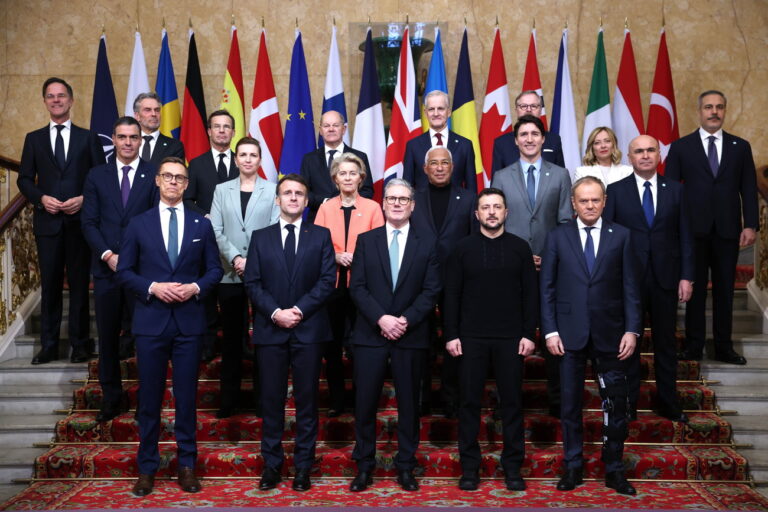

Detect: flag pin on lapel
[662,183,666,187]
[140,174,145,178]
[195,219,199,223]
[608,228,613,233]
[456,196,460,200]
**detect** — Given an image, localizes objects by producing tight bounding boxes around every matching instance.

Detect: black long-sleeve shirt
[443,231,538,341]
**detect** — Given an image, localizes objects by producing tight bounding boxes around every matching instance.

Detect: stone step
[0,385,77,414]
[738,448,768,485]
[0,358,90,385]
[12,334,99,361]
[701,358,768,386]
[729,416,768,450]
[676,309,763,335]
[0,447,45,484]
[676,290,749,311]
[711,385,768,415]
[729,333,768,359]
[0,484,28,504]
[0,414,59,446]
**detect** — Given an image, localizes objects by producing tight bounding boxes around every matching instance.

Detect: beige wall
[1,0,767,167]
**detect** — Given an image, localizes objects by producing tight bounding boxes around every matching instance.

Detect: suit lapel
[718,131,734,179]
[565,222,590,277]
[148,207,172,271]
[375,228,395,290]
[591,222,613,277]
[394,228,418,291]
[509,162,532,214]
[654,176,670,225]
[270,223,291,279]
[622,176,649,229]
[174,210,199,268]
[64,127,83,170]
[123,161,152,213]
[106,162,124,212]
[291,224,312,281]
[441,188,462,236]
[39,127,59,170]
[533,162,553,215]
[243,178,267,228]
[418,190,438,236]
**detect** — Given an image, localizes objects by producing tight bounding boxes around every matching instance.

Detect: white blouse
[574,164,634,186]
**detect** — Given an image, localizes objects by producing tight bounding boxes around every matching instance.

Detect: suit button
[242,228,245,232]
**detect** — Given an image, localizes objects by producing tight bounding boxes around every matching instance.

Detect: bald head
[628,135,661,179]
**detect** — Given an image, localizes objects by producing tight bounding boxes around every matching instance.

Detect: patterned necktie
[327,149,337,170]
[217,153,228,182]
[141,135,153,161]
[167,207,178,267]
[389,229,401,290]
[584,227,595,275]
[54,125,66,168]
[707,135,719,176]
[284,224,296,274]
[642,181,654,227]
[526,165,536,209]
[121,166,131,207]
[435,132,443,146]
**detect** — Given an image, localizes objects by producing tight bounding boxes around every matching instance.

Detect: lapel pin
[545,172,550,176]
[194,219,199,223]
[661,183,666,187]
[608,228,613,233]
[140,174,145,178]
[456,196,460,200]
[356,212,362,217]
[732,141,737,144]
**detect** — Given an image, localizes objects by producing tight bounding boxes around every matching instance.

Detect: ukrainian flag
[156,28,181,139]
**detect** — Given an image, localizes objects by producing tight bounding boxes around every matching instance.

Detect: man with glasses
[403,91,477,192]
[300,110,373,222]
[117,157,223,496]
[492,90,565,174]
[348,179,441,492]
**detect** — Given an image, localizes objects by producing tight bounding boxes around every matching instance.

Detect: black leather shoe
[458,472,479,491]
[713,349,747,365]
[350,470,373,492]
[132,474,155,496]
[658,407,689,424]
[70,346,92,363]
[605,471,636,495]
[259,466,282,490]
[292,468,311,491]
[31,347,58,365]
[505,473,526,491]
[556,468,583,491]
[177,466,201,493]
[677,349,702,361]
[397,469,419,491]
[97,401,123,422]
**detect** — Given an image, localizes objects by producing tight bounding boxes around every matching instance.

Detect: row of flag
[89,23,680,199]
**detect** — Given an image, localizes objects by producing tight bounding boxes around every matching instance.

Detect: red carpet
[3,479,768,510]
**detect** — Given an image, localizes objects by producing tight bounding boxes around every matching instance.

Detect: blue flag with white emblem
[90,34,118,159]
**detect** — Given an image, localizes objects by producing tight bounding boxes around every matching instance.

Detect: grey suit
[491,160,572,256]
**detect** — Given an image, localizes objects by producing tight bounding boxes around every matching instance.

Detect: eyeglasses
[516,103,541,111]
[159,173,189,184]
[384,196,412,205]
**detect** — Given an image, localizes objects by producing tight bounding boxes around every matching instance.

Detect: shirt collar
[386,221,410,238]
[576,217,602,231]
[634,172,657,188]
[49,119,72,130]
[520,158,543,172]
[159,199,183,211]
[143,130,159,141]
[279,217,302,231]
[429,127,449,141]
[324,144,344,155]
[116,157,141,171]
[211,148,230,159]
[699,127,723,141]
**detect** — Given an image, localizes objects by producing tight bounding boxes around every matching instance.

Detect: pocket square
[192,238,201,242]
[543,148,554,152]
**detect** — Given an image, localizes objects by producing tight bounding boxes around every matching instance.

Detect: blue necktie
[167,207,178,267]
[584,227,595,275]
[284,224,296,274]
[707,135,719,176]
[526,165,536,209]
[389,229,400,290]
[642,181,654,227]
[54,125,66,168]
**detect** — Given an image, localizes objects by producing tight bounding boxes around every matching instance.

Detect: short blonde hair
[582,126,622,166]
[330,152,367,190]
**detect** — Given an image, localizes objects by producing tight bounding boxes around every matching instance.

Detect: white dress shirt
[634,173,658,215]
[212,148,231,171]
[279,217,302,252]
[429,128,449,147]
[574,164,634,186]
[576,217,602,255]
[140,130,160,157]
[385,221,409,268]
[699,127,723,165]
[49,119,72,159]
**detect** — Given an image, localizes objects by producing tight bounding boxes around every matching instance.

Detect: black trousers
[458,337,525,474]
[686,233,740,355]
[628,269,679,412]
[326,287,355,409]
[217,283,256,410]
[36,220,91,350]
[94,275,132,406]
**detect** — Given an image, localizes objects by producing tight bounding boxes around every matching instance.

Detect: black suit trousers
[353,343,426,472]
[686,232,740,354]
[458,337,525,474]
[36,219,91,349]
[94,275,132,406]
[217,283,256,410]
[326,287,355,409]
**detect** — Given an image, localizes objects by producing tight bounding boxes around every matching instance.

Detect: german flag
[180,27,208,163]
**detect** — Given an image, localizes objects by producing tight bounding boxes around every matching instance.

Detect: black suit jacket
[492,130,565,174]
[81,159,158,279]
[184,150,239,215]
[149,133,185,164]
[402,131,477,193]
[604,174,694,290]
[18,123,106,236]
[664,130,758,239]
[300,144,374,220]
[349,226,442,349]
[410,186,477,272]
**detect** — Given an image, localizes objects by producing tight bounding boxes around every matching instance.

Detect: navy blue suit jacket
[81,159,158,279]
[244,222,336,345]
[349,226,442,349]
[664,130,758,239]
[604,173,694,290]
[299,144,374,219]
[540,219,641,353]
[18,124,105,236]
[402,131,477,193]
[116,206,223,336]
[149,133,185,164]
[184,150,238,215]
[491,130,565,174]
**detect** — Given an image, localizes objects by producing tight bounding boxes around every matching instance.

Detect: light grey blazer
[210,176,280,284]
[491,160,573,255]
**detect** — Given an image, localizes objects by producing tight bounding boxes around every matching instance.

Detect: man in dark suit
[410,146,476,417]
[133,92,185,165]
[665,90,758,365]
[243,174,336,492]
[348,179,441,492]
[402,91,477,193]
[117,157,223,496]
[81,117,158,422]
[300,110,374,222]
[18,77,106,364]
[604,135,694,423]
[184,109,239,361]
[540,176,641,495]
[491,90,565,174]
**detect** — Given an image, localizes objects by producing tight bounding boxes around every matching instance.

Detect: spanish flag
[220,24,246,150]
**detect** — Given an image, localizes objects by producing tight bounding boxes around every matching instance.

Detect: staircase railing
[0,156,40,349]
[748,164,768,333]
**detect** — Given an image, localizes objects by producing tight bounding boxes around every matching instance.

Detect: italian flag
[582,27,612,155]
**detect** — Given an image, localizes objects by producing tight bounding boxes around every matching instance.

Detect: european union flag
[278,30,315,176]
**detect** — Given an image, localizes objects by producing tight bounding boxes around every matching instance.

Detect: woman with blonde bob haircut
[574,127,633,186]
[315,152,385,417]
